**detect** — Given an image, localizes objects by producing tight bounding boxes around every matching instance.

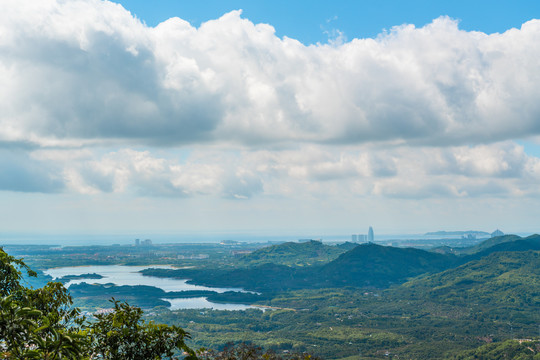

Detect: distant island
[58,273,104,283]
[425,230,490,236]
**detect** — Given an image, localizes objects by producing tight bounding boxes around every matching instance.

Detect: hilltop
[236,240,349,267]
[317,243,458,288]
[463,234,540,260]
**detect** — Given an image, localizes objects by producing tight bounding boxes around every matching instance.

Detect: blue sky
[1,0,540,240]
[113,0,540,43]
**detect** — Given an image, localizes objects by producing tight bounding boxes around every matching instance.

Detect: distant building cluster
[351,234,367,242]
[352,226,374,243]
[220,240,242,246]
[134,238,152,246]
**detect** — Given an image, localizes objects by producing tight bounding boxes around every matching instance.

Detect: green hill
[399,250,540,309]
[143,243,459,291]
[237,240,348,267]
[464,234,540,261]
[318,243,458,288]
[454,339,540,360]
[457,234,522,255]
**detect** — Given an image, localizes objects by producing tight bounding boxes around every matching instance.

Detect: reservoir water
[44,265,260,311]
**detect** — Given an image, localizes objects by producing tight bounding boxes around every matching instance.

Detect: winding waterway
[44,265,259,311]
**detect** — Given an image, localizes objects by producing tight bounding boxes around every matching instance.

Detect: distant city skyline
[0,0,540,236]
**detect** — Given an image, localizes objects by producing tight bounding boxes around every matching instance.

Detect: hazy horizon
[1,228,536,246]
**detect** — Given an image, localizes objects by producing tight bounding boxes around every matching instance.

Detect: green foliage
[464,235,540,261]
[400,251,540,309]
[142,264,304,293]
[6,241,540,359]
[237,241,348,267]
[87,299,196,360]
[453,339,540,360]
[197,342,319,360]
[457,235,524,255]
[56,273,103,283]
[69,283,173,309]
[146,248,540,359]
[144,243,458,292]
[320,243,458,287]
[0,274,86,359]
[0,248,195,360]
[0,249,36,296]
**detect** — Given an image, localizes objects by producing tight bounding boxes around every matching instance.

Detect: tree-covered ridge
[463,234,540,260]
[453,339,540,360]
[399,250,540,308]
[139,238,540,358]
[319,243,458,287]
[142,243,459,291]
[142,263,304,293]
[236,240,350,267]
[456,234,523,255]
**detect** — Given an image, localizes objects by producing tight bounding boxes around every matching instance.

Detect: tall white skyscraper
[368,226,374,242]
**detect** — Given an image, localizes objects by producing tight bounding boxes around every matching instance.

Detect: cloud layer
[1,0,540,148]
[16,142,540,201]
[1,0,540,219]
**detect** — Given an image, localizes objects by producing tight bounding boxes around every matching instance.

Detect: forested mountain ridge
[456,234,523,255]
[462,234,540,261]
[236,240,349,267]
[318,242,458,287]
[154,247,540,359]
[142,242,460,291]
[398,250,540,309]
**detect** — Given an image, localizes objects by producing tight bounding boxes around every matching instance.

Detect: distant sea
[0,231,535,246]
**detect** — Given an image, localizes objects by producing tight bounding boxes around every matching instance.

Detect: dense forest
[2,235,540,359]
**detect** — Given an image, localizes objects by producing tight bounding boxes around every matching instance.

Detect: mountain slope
[458,234,522,255]
[464,234,540,261]
[318,243,458,287]
[399,250,540,308]
[237,240,348,267]
[142,243,458,291]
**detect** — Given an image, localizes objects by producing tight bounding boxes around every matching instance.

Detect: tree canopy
[0,247,196,360]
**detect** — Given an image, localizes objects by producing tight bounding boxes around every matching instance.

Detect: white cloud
[1,0,540,236]
[4,143,536,201]
[1,1,540,149]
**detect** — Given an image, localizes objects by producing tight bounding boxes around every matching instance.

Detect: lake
[44,265,260,311]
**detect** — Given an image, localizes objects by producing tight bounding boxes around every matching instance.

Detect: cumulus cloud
[3,0,540,213]
[44,149,263,199]
[7,142,538,200]
[1,0,540,148]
